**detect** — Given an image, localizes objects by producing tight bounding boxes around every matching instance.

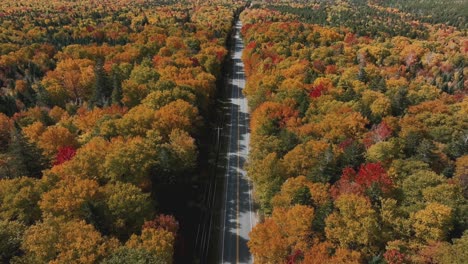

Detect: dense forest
[0,0,243,263]
[260,0,429,39]
[241,1,467,263]
[0,0,467,263]
[376,0,467,29]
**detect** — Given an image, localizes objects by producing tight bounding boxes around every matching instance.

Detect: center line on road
[221,34,236,264]
[236,61,241,264]
[221,22,254,264]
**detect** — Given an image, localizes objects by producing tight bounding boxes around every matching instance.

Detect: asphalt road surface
[220,20,255,264]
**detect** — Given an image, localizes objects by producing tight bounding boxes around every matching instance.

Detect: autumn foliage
[0,0,242,263]
[54,146,76,165]
[0,0,466,263]
[241,3,467,263]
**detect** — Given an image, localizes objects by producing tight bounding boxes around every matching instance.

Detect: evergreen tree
[16,80,37,108]
[416,139,439,165]
[357,67,369,83]
[91,59,111,107]
[5,126,46,178]
[369,76,386,92]
[141,15,149,27]
[35,84,51,107]
[0,153,22,179]
[291,186,313,206]
[111,68,123,106]
[0,95,17,117]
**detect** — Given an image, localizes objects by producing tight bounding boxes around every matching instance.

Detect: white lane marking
[220,32,237,264]
[222,21,256,263]
[237,22,255,262]
[236,51,241,264]
[238,42,254,232]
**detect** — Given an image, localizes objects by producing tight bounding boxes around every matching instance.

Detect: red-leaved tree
[331,162,392,199]
[54,146,76,165]
[286,249,303,264]
[384,249,406,264]
[363,121,393,148]
[355,162,393,192]
[143,214,179,236]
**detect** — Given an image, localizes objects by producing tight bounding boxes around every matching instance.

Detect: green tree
[357,67,368,83]
[111,67,123,106]
[0,177,44,224]
[0,220,26,263]
[35,84,51,107]
[91,59,111,107]
[247,153,285,214]
[103,136,158,185]
[401,170,445,212]
[0,113,12,149]
[122,63,160,107]
[6,127,46,178]
[101,182,155,239]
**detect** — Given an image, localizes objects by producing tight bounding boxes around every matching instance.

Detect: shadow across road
[220,20,255,264]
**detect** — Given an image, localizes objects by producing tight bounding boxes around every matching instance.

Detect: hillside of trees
[260,0,429,39]
[241,2,467,263]
[0,0,243,263]
[376,0,467,29]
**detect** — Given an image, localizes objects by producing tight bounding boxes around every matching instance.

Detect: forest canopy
[0,0,244,263]
[0,0,467,263]
[241,1,467,263]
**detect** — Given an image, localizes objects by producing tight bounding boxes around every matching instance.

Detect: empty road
[220,20,255,264]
